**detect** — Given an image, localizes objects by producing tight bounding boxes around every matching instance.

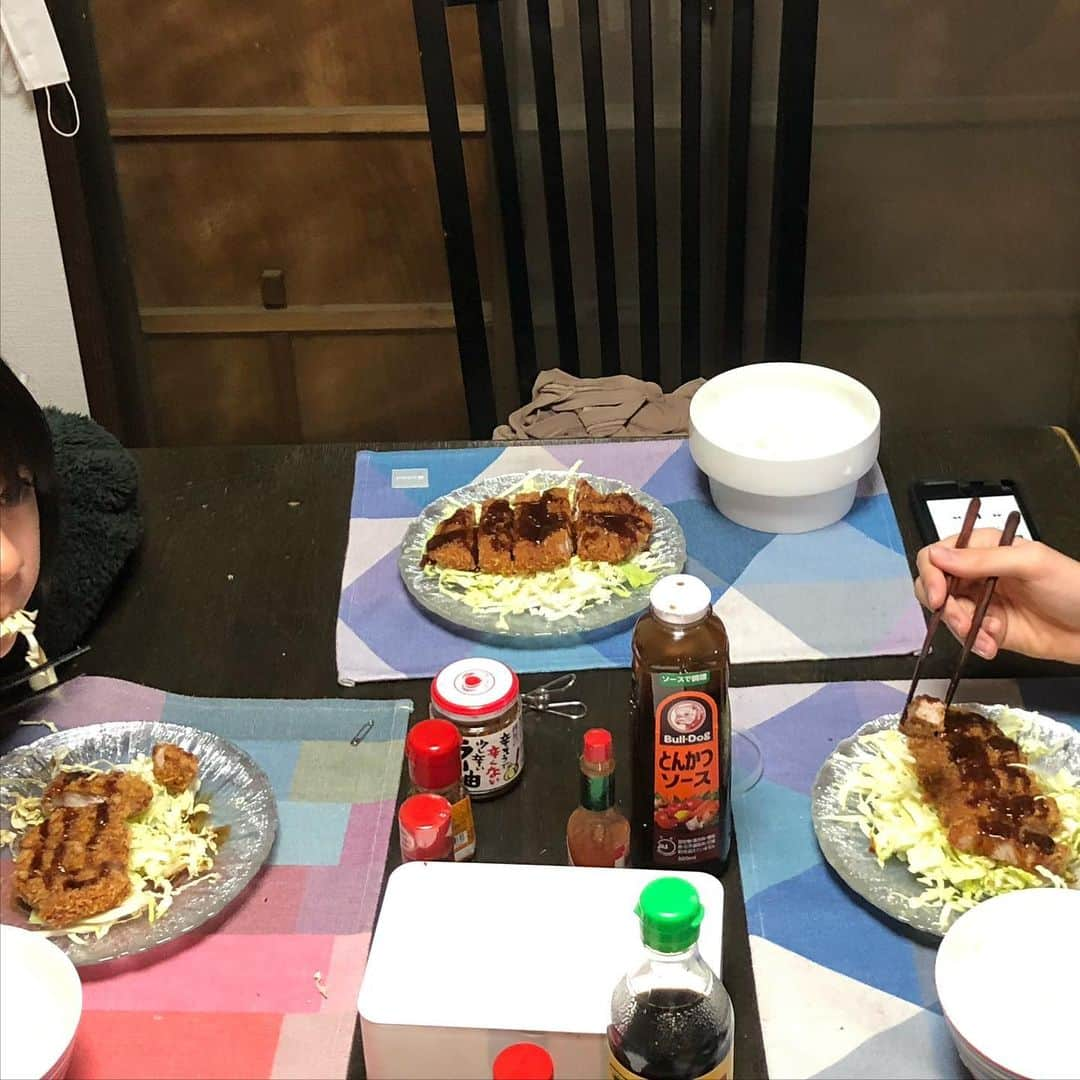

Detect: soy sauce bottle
[630,575,732,875]
[608,878,734,1079]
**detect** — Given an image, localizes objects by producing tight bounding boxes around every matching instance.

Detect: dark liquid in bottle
[630,610,732,875]
[608,988,729,1080]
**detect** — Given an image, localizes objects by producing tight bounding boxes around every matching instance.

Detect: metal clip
[522,673,588,721]
[350,719,375,746]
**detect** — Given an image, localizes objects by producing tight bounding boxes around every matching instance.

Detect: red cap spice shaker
[398,793,453,863]
[492,1043,555,1080]
[406,719,477,861]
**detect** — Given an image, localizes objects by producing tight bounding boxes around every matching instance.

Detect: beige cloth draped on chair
[493,369,705,440]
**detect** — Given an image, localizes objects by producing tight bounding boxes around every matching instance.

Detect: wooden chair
[413,0,754,437]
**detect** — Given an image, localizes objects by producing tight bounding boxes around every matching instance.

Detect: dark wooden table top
[19,427,1080,1079]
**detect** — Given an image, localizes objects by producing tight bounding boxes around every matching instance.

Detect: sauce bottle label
[568,840,628,868]
[450,796,477,861]
[460,715,523,795]
[608,1049,732,1080]
[651,683,724,866]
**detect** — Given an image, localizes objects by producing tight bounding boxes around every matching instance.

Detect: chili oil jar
[431,658,523,799]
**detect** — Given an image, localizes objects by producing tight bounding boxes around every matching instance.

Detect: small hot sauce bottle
[566,728,630,868]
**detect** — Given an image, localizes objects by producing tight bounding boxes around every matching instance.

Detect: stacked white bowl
[689,362,881,533]
[0,925,82,1079]
[935,889,1080,1079]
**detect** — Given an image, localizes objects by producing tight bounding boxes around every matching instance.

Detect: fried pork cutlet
[14,804,132,927]
[477,498,515,574]
[513,489,574,572]
[422,507,478,571]
[573,480,654,564]
[900,695,1069,876]
[43,768,153,819]
[153,743,199,794]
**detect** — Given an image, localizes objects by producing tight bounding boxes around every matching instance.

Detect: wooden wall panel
[146,337,280,444]
[799,317,1080,429]
[804,124,1080,298]
[112,138,494,308]
[293,334,469,441]
[93,0,483,108]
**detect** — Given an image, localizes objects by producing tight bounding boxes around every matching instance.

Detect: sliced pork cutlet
[153,742,199,794]
[900,695,1070,876]
[477,498,516,574]
[422,506,479,571]
[573,480,654,564]
[513,488,574,572]
[44,768,153,818]
[14,804,133,927]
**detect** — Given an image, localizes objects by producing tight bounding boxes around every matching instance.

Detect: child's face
[0,468,41,657]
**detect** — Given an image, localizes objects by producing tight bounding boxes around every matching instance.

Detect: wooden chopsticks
[942,510,1021,708]
[901,497,981,717]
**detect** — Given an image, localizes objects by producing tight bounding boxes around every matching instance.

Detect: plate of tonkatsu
[398,471,685,637]
[812,695,1080,935]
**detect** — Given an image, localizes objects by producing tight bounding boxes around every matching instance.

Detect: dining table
[12,424,1079,1079]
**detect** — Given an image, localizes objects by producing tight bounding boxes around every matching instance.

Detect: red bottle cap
[407,719,463,790]
[582,728,613,764]
[492,1043,555,1080]
[398,794,453,862]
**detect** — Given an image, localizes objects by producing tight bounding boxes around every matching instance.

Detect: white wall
[1,83,87,413]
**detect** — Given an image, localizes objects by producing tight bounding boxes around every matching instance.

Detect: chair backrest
[414,0,753,437]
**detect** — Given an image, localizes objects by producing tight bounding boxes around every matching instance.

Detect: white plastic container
[689,362,880,532]
[0,925,83,1080]
[357,862,725,1080]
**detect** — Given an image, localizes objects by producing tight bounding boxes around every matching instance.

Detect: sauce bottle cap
[649,574,712,625]
[492,1043,555,1080]
[407,719,463,790]
[582,728,613,764]
[635,877,704,953]
[398,794,453,862]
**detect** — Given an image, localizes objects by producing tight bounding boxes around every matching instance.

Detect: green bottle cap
[635,877,704,953]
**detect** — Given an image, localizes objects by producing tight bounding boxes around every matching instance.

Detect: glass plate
[811,704,1080,937]
[398,471,686,642]
[0,721,278,966]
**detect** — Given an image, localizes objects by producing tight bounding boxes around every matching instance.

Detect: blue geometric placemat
[336,440,925,684]
[732,676,1080,1079]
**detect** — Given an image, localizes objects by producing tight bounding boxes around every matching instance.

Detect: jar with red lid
[430,658,523,799]
[398,793,454,862]
[406,719,477,860]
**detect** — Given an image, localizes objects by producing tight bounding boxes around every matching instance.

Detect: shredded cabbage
[0,608,45,667]
[8,754,219,942]
[429,552,667,629]
[830,710,1080,928]
[427,463,669,627]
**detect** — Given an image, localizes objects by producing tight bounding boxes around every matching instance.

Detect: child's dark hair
[0,359,59,591]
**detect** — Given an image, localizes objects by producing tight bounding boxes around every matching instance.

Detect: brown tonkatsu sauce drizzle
[481,499,515,551]
[942,710,1049,850]
[578,510,642,542]
[517,491,564,544]
[32,774,127,890]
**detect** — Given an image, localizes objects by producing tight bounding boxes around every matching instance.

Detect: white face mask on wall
[0,0,79,137]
